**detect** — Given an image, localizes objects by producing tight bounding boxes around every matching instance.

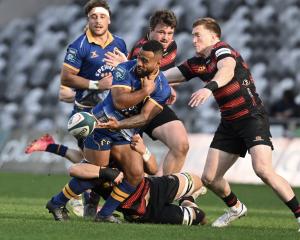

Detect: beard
[135,66,151,78]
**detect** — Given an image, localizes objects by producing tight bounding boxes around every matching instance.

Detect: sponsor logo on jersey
[66,48,78,63]
[253,136,264,142]
[242,79,251,86]
[114,66,126,81]
[95,64,115,77]
[90,51,99,58]
[196,65,206,73]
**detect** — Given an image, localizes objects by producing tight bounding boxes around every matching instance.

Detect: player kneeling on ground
[46,134,207,225]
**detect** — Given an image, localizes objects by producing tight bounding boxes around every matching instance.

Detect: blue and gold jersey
[63,29,127,111]
[92,60,171,139]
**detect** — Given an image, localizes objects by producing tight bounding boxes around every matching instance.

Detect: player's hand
[96,117,120,129]
[99,167,124,184]
[98,72,113,90]
[104,49,127,67]
[130,134,146,155]
[188,88,212,107]
[166,86,177,105]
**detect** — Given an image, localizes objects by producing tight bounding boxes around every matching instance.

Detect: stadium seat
[0,0,299,134]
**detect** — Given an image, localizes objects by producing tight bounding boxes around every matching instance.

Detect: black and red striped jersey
[128,35,177,71]
[120,178,150,217]
[178,41,263,121]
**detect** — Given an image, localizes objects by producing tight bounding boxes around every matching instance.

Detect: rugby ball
[67,112,97,138]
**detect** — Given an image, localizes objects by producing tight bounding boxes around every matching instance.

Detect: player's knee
[201,173,215,187]
[126,169,144,186]
[253,166,272,182]
[170,140,189,158]
[178,173,195,198]
[179,140,189,155]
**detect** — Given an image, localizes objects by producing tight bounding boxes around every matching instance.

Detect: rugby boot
[25,134,54,154]
[212,202,247,227]
[46,200,70,221]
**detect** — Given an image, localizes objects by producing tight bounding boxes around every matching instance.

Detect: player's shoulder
[158,71,168,82]
[212,41,234,53]
[118,59,136,70]
[68,32,88,49]
[133,36,148,49]
[157,71,171,92]
[166,40,177,52]
[112,34,126,45]
[212,41,238,59]
[113,60,136,80]
[213,41,231,49]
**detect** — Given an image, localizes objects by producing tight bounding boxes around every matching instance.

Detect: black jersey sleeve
[177,57,204,81]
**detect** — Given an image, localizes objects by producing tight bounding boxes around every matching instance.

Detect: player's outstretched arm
[188,57,236,108]
[100,100,162,130]
[163,67,186,84]
[69,163,123,184]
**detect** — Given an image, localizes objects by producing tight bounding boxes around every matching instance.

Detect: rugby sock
[285,196,300,218]
[192,207,206,225]
[222,191,238,207]
[99,180,136,216]
[46,144,68,157]
[51,178,95,206]
[83,190,100,205]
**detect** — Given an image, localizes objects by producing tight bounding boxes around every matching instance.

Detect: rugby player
[104,10,189,175]
[25,0,128,217]
[163,17,300,230]
[26,0,127,160]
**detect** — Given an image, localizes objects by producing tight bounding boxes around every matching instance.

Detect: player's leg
[95,144,144,223]
[80,130,113,218]
[201,148,238,197]
[172,172,206,202]
[25,134,83,163]
[152,120,189,175]
[141,174,206,225]
[250,145,300,227]
[46,177,102,221]
[245,110,300,230]
[25,134,85,216]
[46,164,121,221]
[146,106,189,175]
[152,203,206,225]
[202,148,247,227]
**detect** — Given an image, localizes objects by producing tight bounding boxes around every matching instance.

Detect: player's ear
[108,17,111,25]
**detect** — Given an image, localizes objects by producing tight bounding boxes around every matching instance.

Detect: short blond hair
[192,17,221,38]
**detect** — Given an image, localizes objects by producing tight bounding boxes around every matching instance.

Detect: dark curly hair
[149,10,177,30]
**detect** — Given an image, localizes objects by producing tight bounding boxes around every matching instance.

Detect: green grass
[0,172,299,240]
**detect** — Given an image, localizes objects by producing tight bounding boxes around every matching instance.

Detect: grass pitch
[0,172,299,240]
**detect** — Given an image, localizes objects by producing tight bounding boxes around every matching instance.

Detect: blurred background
[1,0,300,134]
[0,0,299,182]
